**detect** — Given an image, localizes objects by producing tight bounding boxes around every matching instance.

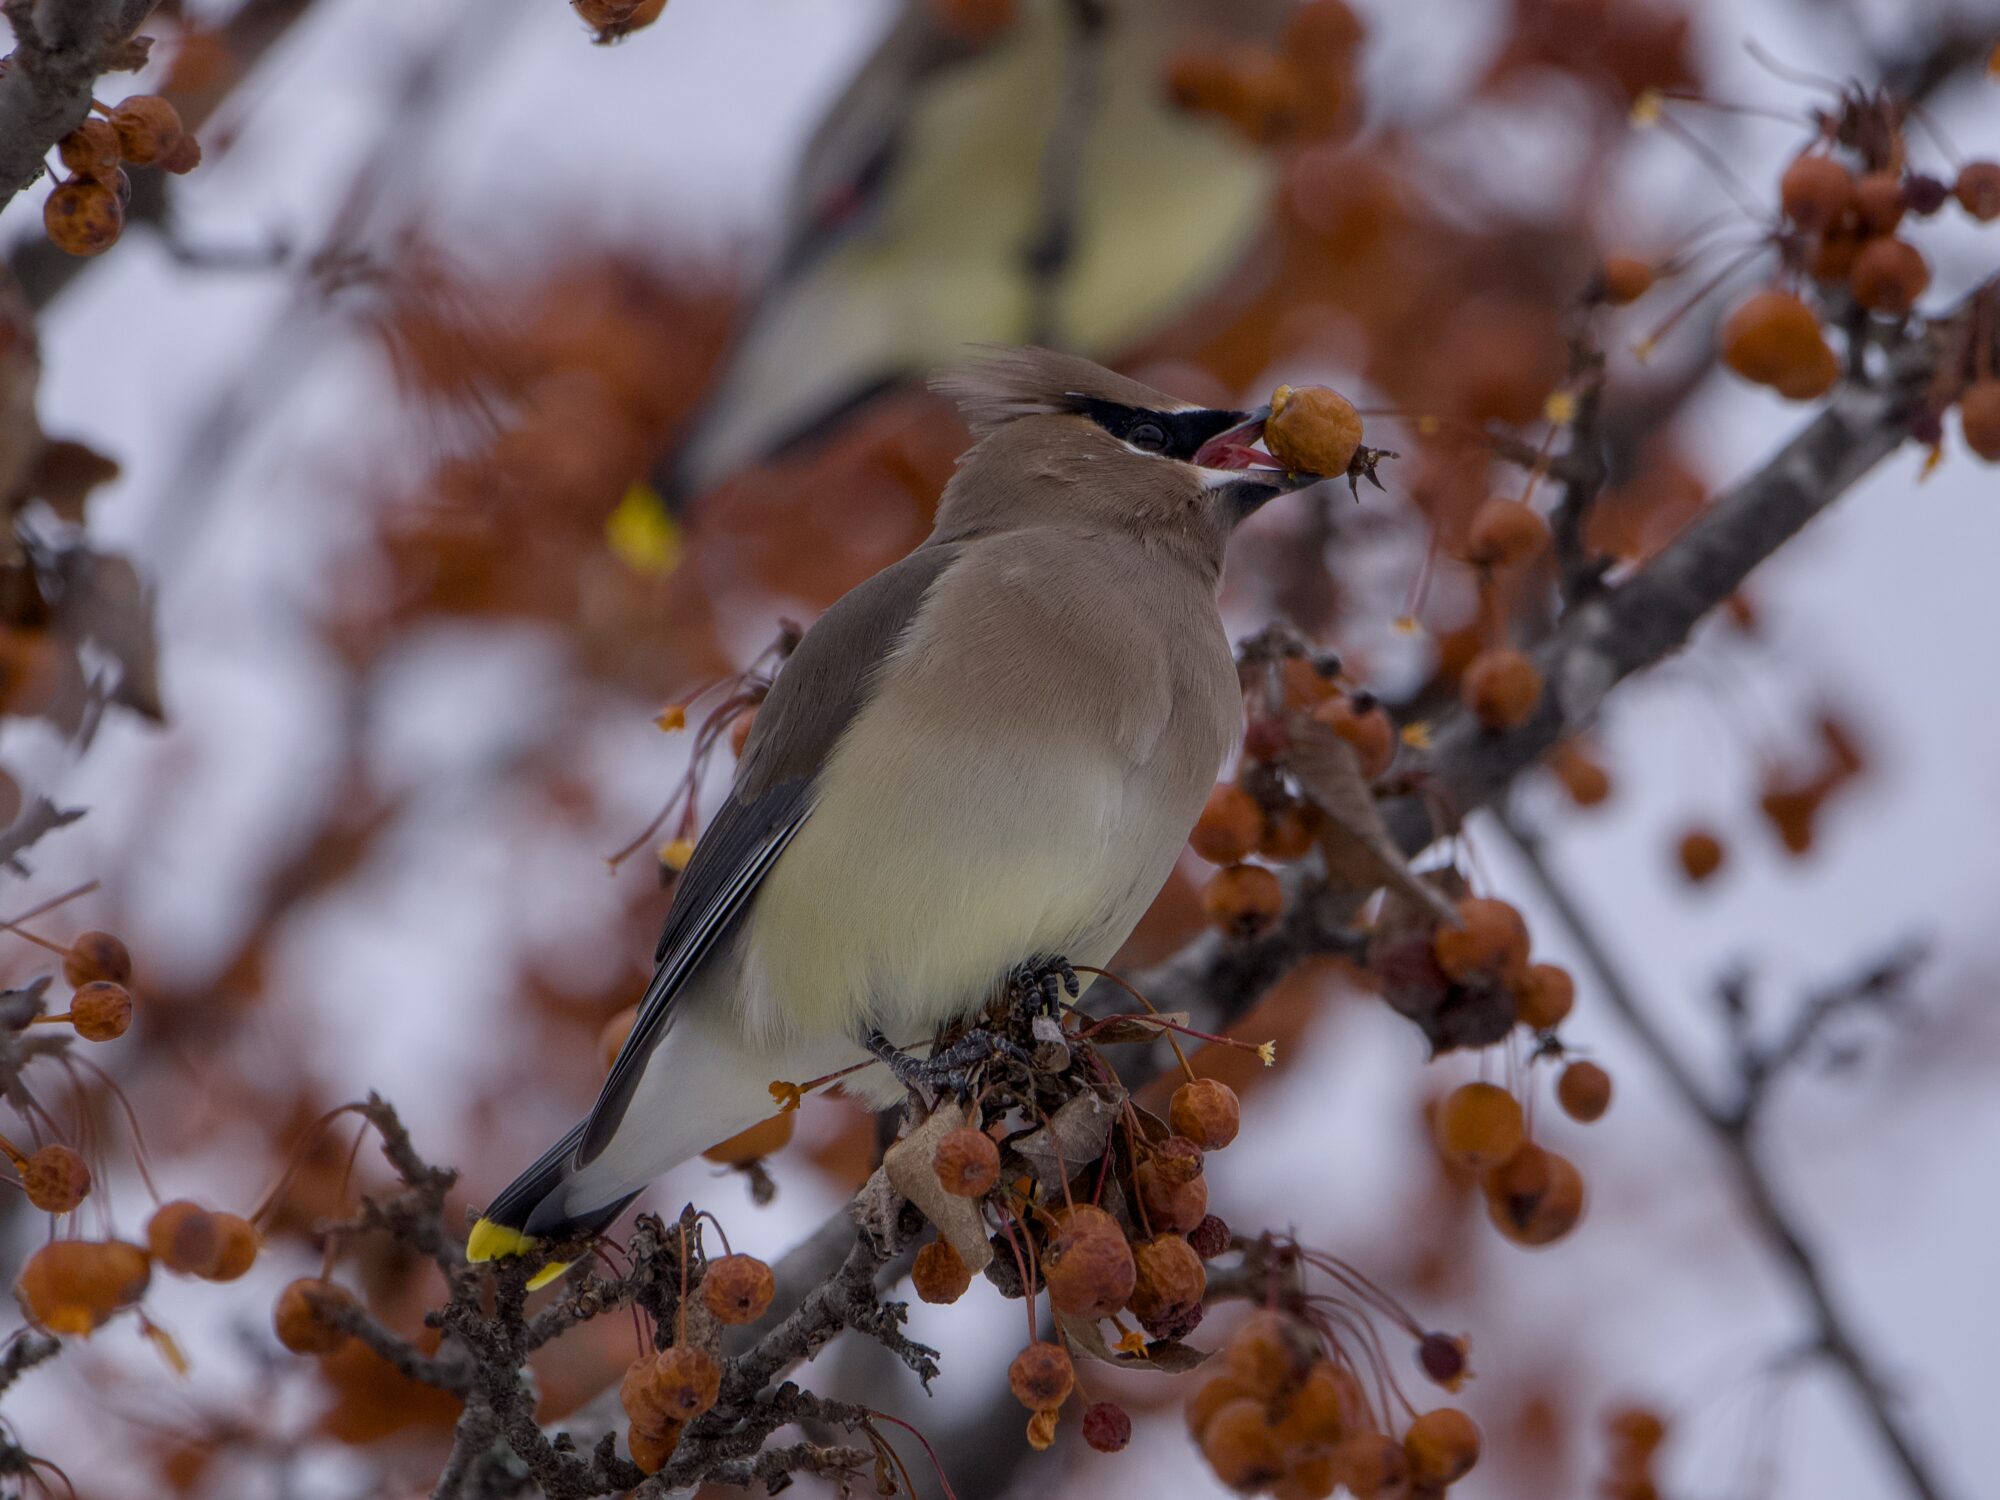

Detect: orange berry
[1483,1144,1585,1246]
[573,0,667,41]
[1404,1407,1481,1485]
[1312,692,1394,779]
[1329,1433,1409,1498]
[1044,1204,1136,1320]
[1008,1341,1074,1410]
[627,1419,681,1475]
[1960,380,2000,462]
[1202,1397,1287,1490]
[1954,160,2000,220]
[1135,1148,1209,1234]
[1127,1232,1206,1324]
[1258,800,1321,862]
[149,1201,223,1275]
[1513,962,1575,1031]
[1760,780,1822,856]
[701,1111,793,1165]
[1557,1061,1613,1122]
[1720,291,1832,390]
[651,1344,722,1421]
[1779,154,1853,232]
[1852,172,1906,234]
[1460,647,1541,730]
[933,1125,1000,1197]
[22,1145,90,1213]
[205,1214,259,1281]
[1275,1450,1339,1500]
[1809,225,1864,284]
[912,1239,972,1304]
[1225,1308,1314,1398]
[108,96,183,165]
[1548,742,1611,807]
[64,932,132,988]
[1606,1405,1668,1458]
[69,980,132,1041]
[1281,654,1338,708]
[273,1278,354,1354]
[1465,498,1550,568]
[57,119,121,178]
[598,1004,637,1073]
[701,1253,774,1325]
[1170,1078,1241,1150]
[1191,783,1263,864]
[1265,384,1364,476]
[1272,1359,1364,1447]
[43,179,123,257]
[1849,238,1929,316]
[1434,1082,1526,1170]
[1433,896,1530,984]
[1187,1373,1256,1438]
[16,1239,150,1335]
[158,132,202,175]
[1203,863,1284,939]
[1599,255,1654,304]
[1677,829,1724,883]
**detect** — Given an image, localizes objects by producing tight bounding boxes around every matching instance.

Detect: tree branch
[0,0,155,210]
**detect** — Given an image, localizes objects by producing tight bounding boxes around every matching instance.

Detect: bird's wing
[577,542,963,1165]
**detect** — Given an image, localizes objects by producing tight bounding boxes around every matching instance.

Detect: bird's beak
[1191,406,1319,493]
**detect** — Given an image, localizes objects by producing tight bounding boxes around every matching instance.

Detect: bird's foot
[1006,954,1080,1021]
[864,1027,1031,1104]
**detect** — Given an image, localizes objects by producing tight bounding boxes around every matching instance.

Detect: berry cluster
[1164,0,1366,146]
[42,97,199,258]
[616,1246,776,1473]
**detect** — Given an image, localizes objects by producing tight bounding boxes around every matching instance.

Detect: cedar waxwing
[471,348,1320,1282]
[655,0,1290,508]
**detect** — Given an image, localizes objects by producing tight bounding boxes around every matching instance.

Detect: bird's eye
[1128,421,1168,453]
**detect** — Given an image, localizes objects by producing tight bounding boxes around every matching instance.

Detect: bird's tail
[466,1119,638,1290]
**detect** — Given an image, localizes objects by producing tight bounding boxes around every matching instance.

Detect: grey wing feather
[576,542,963,1165]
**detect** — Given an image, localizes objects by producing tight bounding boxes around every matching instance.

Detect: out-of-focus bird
[656,0,1290,509]
[471,347,1322,1282]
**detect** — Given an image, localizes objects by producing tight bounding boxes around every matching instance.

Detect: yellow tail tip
[467,1218,534,1264]
[467,1219,573,1289]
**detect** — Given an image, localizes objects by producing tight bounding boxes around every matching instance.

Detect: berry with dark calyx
[1465,498,1550,568]
[58,119,121,178]
[64,932,132,988]
[1264,383,1364,476]
[1460,647,1541,730]
[1849,237,1929,316]
[70,981,133,1041]
[1203,862,1284,939]
[1329,1432,1409,1498]
[913,1239,972,1303]
[1418,1331,1470,1390]
[1258,799,1321,862]
[1404,1407,1481,1485]
[1083,1400,1132,1453]
[273,1278,355,1354]
[1192,783,1263,864]
[1512,962,1575,1030]
[1313,692,1394,779]
[700,1253,774,1325]
[1127,1232,1206,1324]
[1433,896,1529,984]
[1044,1204,1137,1319]
[627,1420,681,1475]
[1960,380,2000,462]
[1225,1307,1314,1398]
[1434,1082,1525,1171]
[1557,1060,1613,1122]
[108,96,184,166]
[1851,172,1906,234]
[22,1145,90,1213]
[1272,1358,1363,1447]
[1135,1135,1208,1234]
[1188,1213,1231,1259]
[652,1344,722,1420]
[43,179,123,257]
[1170,1077,1241,1150]
[1955,160,2000,221]
[158,132,202,175]
[1678,829,1724,883]
[1008,1340,1074,1410]
[933,1125,1000,1197]
[1483,1143,1585,1246]
[1779,154,1852,232]
[1202,1397,1287,1490]
[149,1200,222,1275]
[205,1214,259,1281]
[16,1239,150,1335]
[1599,254,1653,305]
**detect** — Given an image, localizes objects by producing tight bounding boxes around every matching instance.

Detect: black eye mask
[1073,398,1252,462]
